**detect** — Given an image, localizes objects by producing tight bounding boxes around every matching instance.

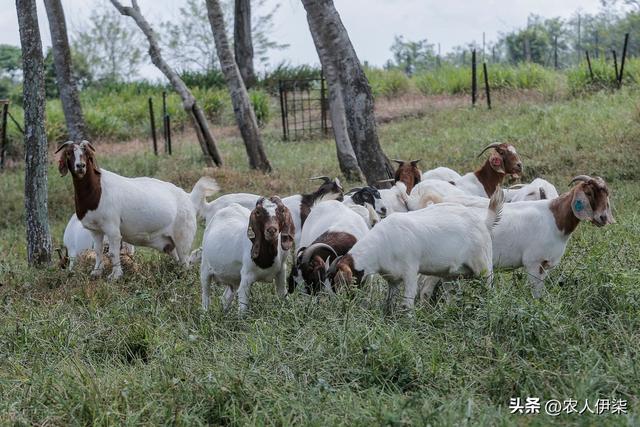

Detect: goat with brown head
[473,142,523,196]
[247,196,295,269]
[56,140,102,220]
[550,175,615,235]
[391,159,422,194]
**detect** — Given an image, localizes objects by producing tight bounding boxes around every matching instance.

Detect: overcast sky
[1,0,603,80]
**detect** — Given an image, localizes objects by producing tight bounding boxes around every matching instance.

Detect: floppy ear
[412,167,421,184]
[279,208,295,251]
[247,214,261,259]
[571,187,594,221]
[58,152,69,176]
[489,152,506,174]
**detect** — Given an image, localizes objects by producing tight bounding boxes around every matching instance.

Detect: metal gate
[278,75,330,141]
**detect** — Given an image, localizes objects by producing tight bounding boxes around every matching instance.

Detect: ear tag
[574,200,584,212]
[491,157,502,166]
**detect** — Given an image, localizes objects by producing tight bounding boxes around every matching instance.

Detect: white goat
[343,186,387,227]
[422,166,462,183]
[56,141,219,281]
[419,175,614,299]
[200,197,295,312]
[504,178,559,202]
[60,213,134,270]
[324,188,505,310]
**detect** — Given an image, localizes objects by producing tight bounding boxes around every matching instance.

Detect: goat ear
[571,188,594,221]
[279,209,295,251]
[489,152,506,174]
[58,152,69,176]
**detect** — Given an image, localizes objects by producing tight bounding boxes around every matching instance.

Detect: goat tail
[485,185,504,233]
[190,177,220,218]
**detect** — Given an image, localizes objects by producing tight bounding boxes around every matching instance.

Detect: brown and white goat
[56,140,218,280]
[200,197,295,312]
[391,159,422,194]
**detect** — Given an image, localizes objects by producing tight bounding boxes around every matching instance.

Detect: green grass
[1,89,640,425]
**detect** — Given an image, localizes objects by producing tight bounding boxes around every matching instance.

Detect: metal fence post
[148,97,158,155]
[0,101,8,170]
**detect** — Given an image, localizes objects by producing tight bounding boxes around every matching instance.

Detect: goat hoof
[107,269,123,281]
[90,269,103,278]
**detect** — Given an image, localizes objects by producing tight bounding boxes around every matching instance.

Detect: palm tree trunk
[17,0,53,266]
[110,0,223,167]
[206,0,272,172]
[43,0,86,142]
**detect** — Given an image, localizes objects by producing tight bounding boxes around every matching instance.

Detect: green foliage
[1,89,640,424]
[389,35,437,74]
[261,63,321,93]
[249,89,271,127]
[366,68,412,98]
[0,44,22,81]
[567,58,640,95]
[180,69,226,89]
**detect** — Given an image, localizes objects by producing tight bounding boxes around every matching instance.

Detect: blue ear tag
[574,200,584,212]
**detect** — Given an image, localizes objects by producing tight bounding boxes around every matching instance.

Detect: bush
[260,63,321,94]
[249,90,271,127]
[365,68,412,98]
[181,69,226,89]
[566,58,640,95]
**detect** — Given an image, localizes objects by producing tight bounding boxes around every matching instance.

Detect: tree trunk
[110,0,222,167]
[301,0,393,186]
[234,0,256,88]
[43,0,86,142]
[17,0,53,266]
[306,13,362,181]
[206,0,271,172]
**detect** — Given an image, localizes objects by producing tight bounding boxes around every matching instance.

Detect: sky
[1,0,603,80]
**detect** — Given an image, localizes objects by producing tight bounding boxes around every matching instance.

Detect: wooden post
[471,49,477,106]
[483,62,491,110]
[585,51,594,82]
[278,80,287,141]
[0,101,8,170]
[148,97,158,155]
[618,33,629,88]
[613,50,619,82]
[553,35,558,69]
[162,91,168,154]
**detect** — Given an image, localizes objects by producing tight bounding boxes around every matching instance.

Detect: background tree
[206,0,271,172]
[234,0,256,87]
[390,36,437,74]
[73,6,143,82]
[16,0,53,266]
[43,0,86,141]
[302,0,393,186]
[110,0,223,167]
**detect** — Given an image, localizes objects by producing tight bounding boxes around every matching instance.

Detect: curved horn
[327,255,343,276]
[477,142,504,158]
[309,176,331,184]
[300,243,338,266]
[391,159,406,164]
[569,175,593,187]
[345,187,363,195]
[79,140,96,152]
[54,141,75,153]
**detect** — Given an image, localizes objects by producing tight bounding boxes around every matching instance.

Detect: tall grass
[567,57,640,95]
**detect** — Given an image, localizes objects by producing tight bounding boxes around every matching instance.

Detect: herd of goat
[55,140,615,313]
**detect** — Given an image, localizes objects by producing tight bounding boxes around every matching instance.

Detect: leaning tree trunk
[234,0,256,88]
[110,0,222,167]
[301,0,393,186]
[306,9,362,182]
[206,0,271,172]
[17,0,53,266]
[43,0,86,142]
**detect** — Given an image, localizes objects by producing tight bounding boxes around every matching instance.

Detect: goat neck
[473,159,504,197]
[72,165,101,220]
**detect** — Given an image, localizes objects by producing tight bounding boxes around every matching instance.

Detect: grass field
[1,88,639,425]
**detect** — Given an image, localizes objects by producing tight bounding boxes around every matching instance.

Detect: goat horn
[327,255,343,276]
[410,159,421,165]
[390,159,406,164]
[477,142,504,158]
[54,140,75,153]
[55,248,63,260]
[309,176,331,184]
[301,243,338,266]
[345,187,363,195]
[80,140,97,152]
[569,175,593,187]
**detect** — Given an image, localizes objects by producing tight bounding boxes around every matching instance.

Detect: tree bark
[17,0,53,266]
[305,9,362,182]
[301,0,393,186]
[206,0,272,172]
[43,0,86,142]
[110,0,222,167]
[234,0,256,88]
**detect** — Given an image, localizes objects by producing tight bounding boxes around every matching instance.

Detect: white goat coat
[504,178,559,202]
[421,166,462,182]
[299,201,369,248]
[200,203,289,311]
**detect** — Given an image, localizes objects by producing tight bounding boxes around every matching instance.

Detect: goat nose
[517,162,523,170]
[266,226,277,235]
[600,214,607,223]
[381,207,387,214]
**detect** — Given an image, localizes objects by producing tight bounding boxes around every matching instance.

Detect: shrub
[365,68,412,98]
[249,90,271,127]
